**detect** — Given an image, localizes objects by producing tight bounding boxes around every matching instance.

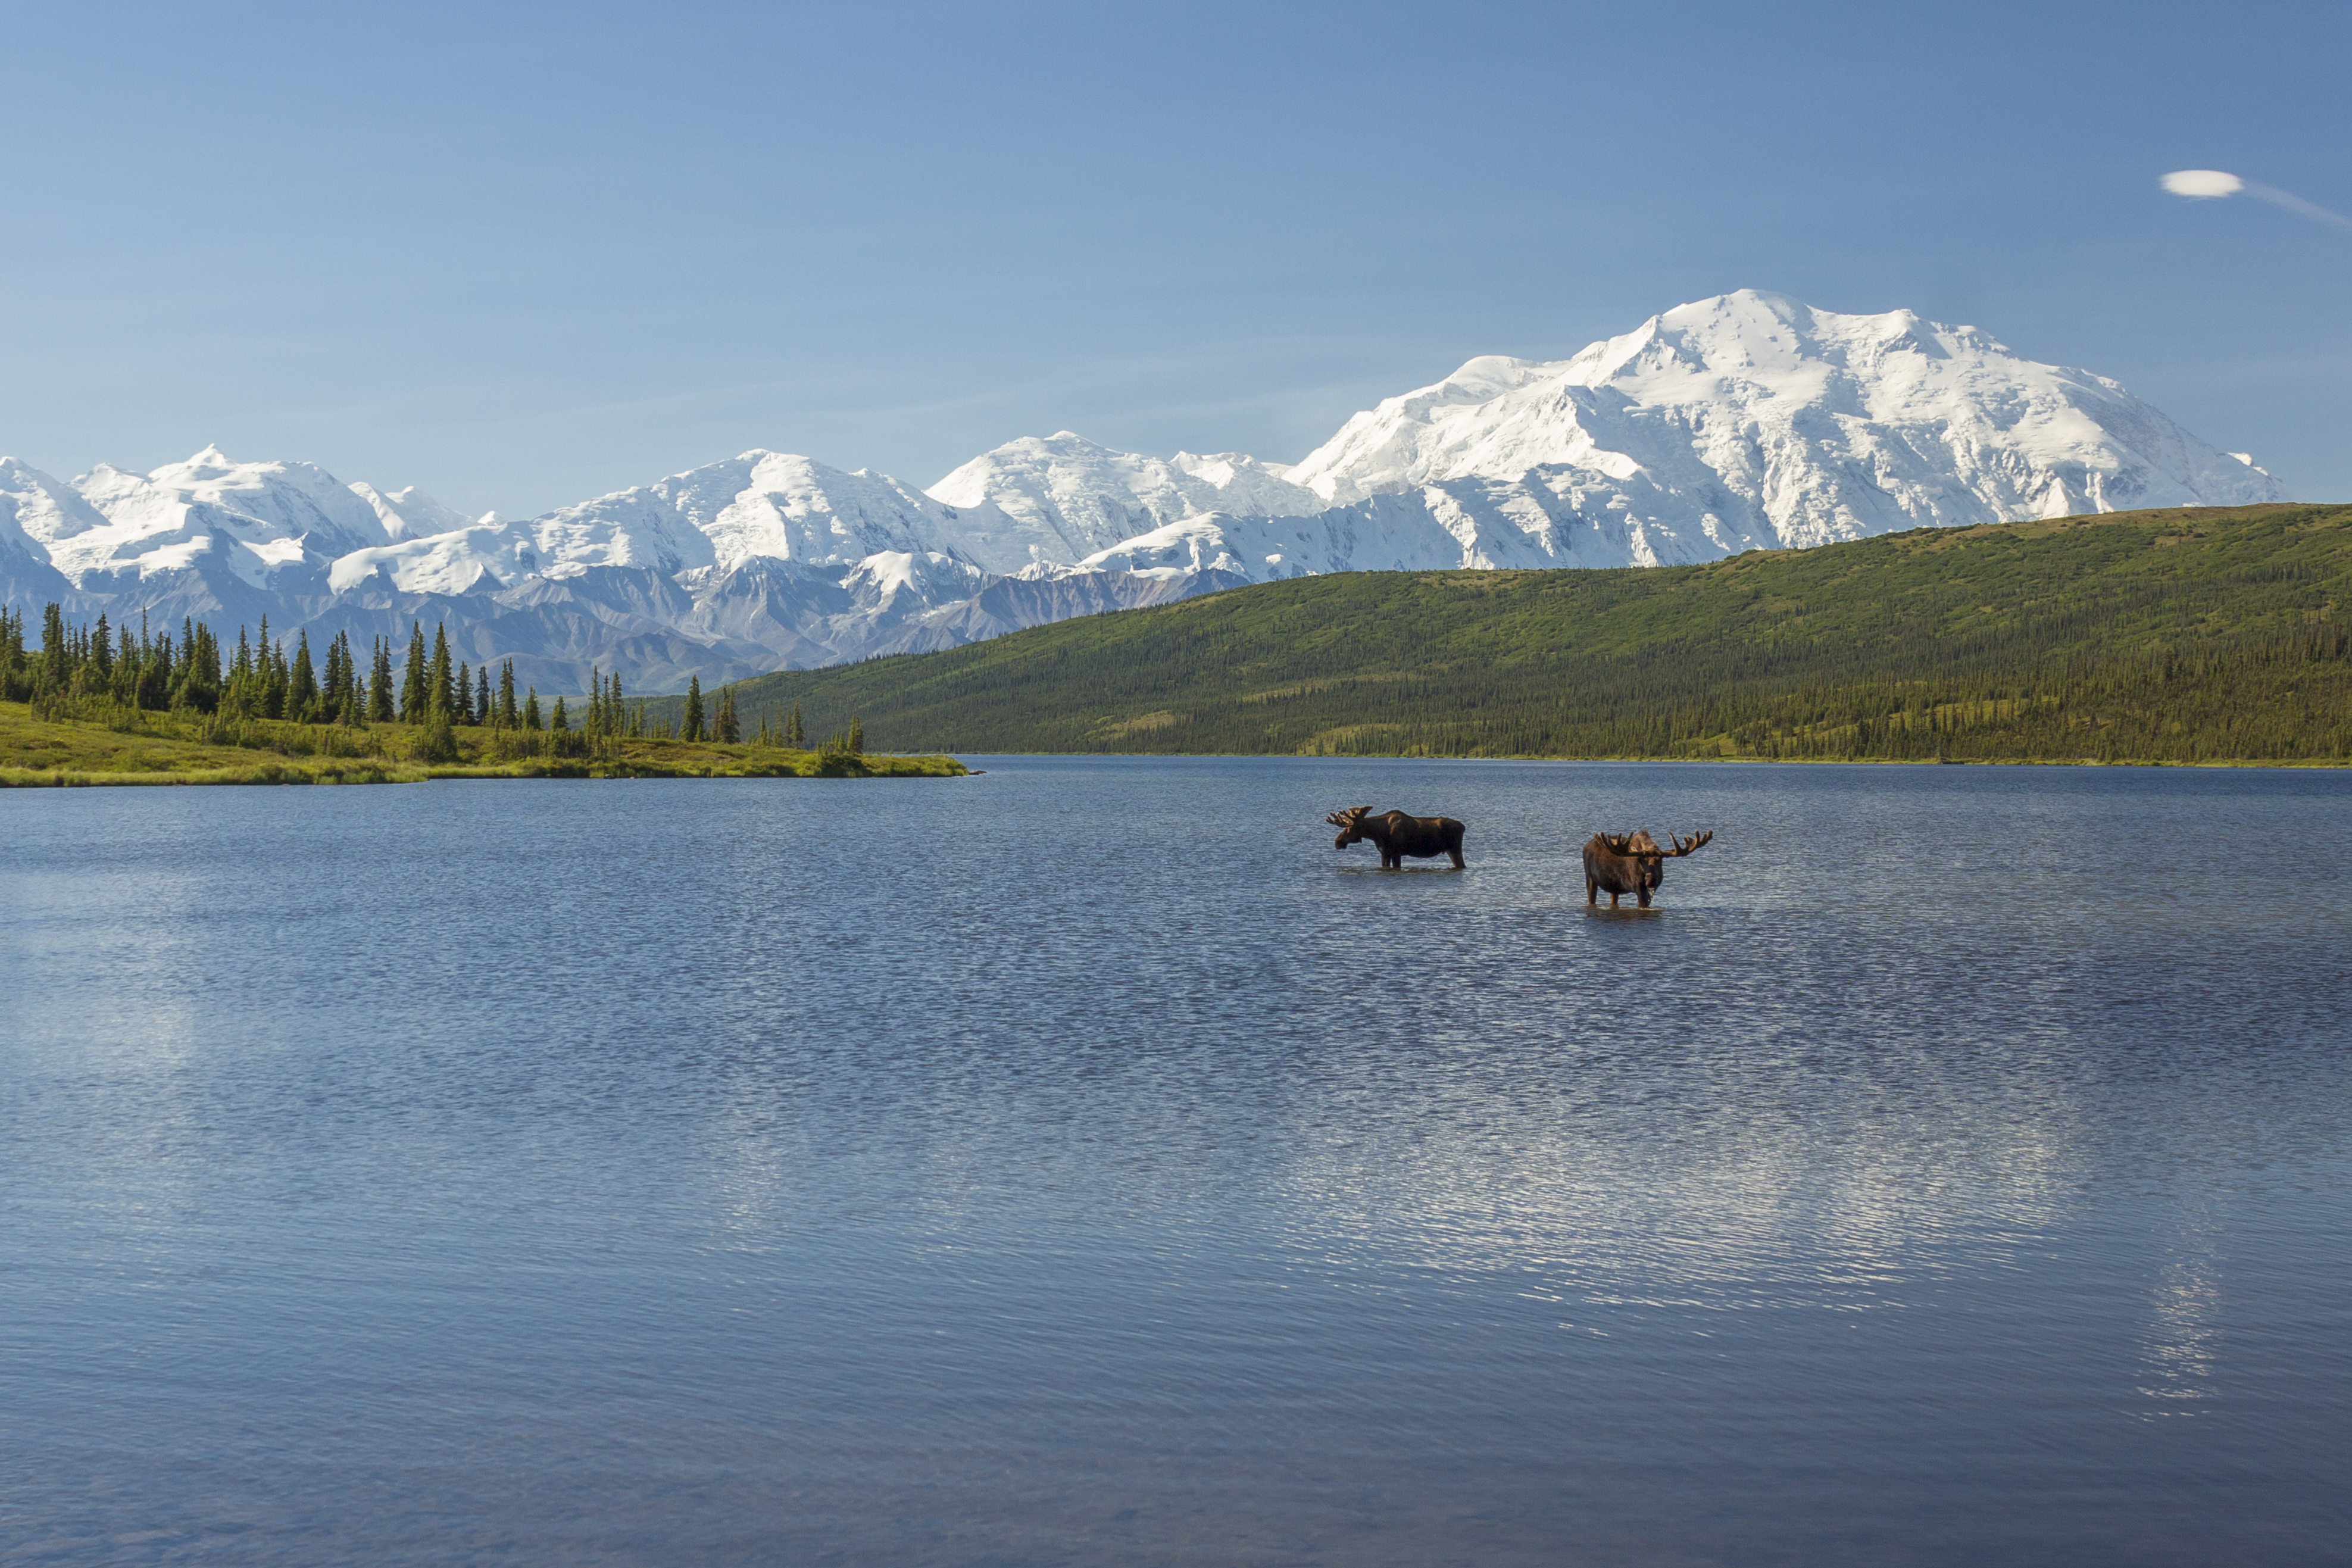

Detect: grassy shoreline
[0,702,967,787]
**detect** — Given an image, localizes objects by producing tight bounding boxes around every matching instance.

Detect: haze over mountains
[0,291,2288,693]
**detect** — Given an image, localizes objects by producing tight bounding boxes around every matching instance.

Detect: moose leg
[1586,877,1599,905]
[1448,848,1465,869]
[1636,886,1652,909]
[1608,889,1621,908]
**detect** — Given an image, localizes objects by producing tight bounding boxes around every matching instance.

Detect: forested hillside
[649,504,2352,764]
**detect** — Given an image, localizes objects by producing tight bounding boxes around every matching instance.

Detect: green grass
[0,701,967,786]
[645,503,2352,765]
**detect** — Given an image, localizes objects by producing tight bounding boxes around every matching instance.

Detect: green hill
[650,504,2352,764]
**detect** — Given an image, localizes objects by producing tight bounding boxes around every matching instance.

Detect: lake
[4,757,2349,1566]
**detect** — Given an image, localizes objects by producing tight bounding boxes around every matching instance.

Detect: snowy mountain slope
[351,482,482,541]
[2,457,113,548]
[1282,291,2287,549]
[520,450,991,578]
[1079,463,1758,581]
[0,460,80,604]
[328,522,533,595]
[28,446,393,602]
[926,432,1322,569]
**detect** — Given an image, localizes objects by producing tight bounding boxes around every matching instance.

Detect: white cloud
[2162,170,2244,199]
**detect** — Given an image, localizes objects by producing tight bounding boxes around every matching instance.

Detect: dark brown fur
[1582,828,1712,908]
[1328,806,1467,869]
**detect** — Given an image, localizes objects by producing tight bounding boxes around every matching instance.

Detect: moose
[1328,806,1467,869]
[1582,829,1713,908]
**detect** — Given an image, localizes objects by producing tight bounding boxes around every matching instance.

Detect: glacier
[0,291,2290,692]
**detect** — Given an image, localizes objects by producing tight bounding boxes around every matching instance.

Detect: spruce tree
[454,661,471,724]
[786,701,804,746]
[682,676,704,742]
[714,685,739,744]
[369,637,395,723]
[261,635,288,720]
[847,715,863,755]
[289,631,319,721]
[498,660,518,728]
[476,667,490,726]
[401,622,428,720]
[523,687,542,731]
[550,695,569,732]
[428,624,454,717]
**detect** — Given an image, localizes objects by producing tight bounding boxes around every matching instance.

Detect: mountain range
[0,290,2289,693]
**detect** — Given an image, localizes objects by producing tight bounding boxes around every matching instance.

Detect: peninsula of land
[0,702,964,786]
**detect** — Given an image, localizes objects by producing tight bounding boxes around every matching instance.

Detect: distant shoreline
[0,702,966,788]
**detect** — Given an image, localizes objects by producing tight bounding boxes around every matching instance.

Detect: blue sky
[4,0,2347,517]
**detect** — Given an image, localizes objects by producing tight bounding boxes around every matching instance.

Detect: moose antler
[1663,830,1713,857]
[1326,805,1371,828]
[1597,830,1661,857]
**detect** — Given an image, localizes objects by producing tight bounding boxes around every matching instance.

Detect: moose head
[1327,805,1374,849]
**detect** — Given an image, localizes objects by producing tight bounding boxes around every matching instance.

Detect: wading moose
[1582,829,1713,908]
[1328,806,1467,869]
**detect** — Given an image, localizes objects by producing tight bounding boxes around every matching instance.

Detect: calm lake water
[4,757,2350,1566]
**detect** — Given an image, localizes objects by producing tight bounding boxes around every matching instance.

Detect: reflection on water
[2139,1201,2226,1417]
[2,757,2349,1566]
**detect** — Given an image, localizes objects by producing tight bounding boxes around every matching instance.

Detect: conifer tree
[40,601,70,694]
[288,631,319,721]
[339,634,365,725]
[454,660,471,724]
[401,622,428,720]
[261,635,289,720]
[551,695,569,732]
[369,637,395,723]
[786,701,804,746]
[847,715,863,755]
[476,666,490,726]
[428,624,454,717]
[523,686,542,731]
[682,676,704,742]
[714,684,739,743]
[498,660,518,728]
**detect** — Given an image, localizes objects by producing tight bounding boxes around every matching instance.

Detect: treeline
[642,504,2352,764]
[0,602,845,755]
[0,605,595,736]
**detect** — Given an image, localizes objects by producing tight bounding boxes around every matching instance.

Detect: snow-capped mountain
[59,445,396,592]
[1,291,2293,690]
[1275,289,2287,566]
[927,432,1322,569]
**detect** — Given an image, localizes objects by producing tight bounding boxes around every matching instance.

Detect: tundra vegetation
[661,504,2352,765]
[0,610,958,785]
